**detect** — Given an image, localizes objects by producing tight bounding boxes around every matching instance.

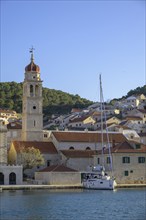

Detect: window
[124,171,129,176]
[97,158,100,164]
[86,147,91,150]
[138,157,145,163]
[44,134,47,138]
[69,146,74,150]
[107,157,111,164]
[47,160,50,166]
[122,157,130,163]
[33,106,36,110]
[136,144,141,149]
[34,120,36,127]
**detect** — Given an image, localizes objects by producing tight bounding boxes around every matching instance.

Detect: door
[9,172,16,185]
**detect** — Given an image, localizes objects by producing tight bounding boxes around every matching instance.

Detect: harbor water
[0,188,146,220]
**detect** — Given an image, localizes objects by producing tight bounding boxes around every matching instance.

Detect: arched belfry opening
[35,85,39,96]
[30,85,33,96]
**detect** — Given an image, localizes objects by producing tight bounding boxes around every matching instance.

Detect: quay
[0,183,146,191]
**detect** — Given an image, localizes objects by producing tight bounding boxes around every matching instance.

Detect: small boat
[83,74,117,190]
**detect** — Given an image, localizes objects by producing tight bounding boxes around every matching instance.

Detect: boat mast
[99,74,104,167]
[99,74,113,173]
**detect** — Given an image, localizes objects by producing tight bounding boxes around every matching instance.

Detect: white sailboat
[83,74,117,190]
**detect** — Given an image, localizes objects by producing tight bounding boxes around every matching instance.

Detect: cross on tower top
[29,46,35,62]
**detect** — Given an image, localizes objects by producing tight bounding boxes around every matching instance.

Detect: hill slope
[0,82,145,115]
[0,82,93,115]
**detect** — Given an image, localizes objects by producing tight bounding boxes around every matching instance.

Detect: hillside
[0,82,93,115]
[109,85,146,104]
[0,82,146,115]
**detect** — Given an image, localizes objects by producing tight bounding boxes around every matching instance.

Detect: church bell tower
[22,48,43,141]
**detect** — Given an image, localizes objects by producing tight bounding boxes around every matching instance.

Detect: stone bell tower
[21,48,43,141]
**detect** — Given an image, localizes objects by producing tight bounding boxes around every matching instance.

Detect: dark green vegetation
[109,85,146,105]
[0,82,93,115]
[0,82,146,116]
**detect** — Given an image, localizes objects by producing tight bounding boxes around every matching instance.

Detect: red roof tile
[52,131,127,143]
[125,116,142,120]
[39,164,77,172]
[61,150,96,158]
[12,141,58,154]
[96,141,146,154]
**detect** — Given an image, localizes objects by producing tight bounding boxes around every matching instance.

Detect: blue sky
[1,0,145,102]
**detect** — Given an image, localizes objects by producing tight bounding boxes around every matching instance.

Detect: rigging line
[99,74,104,167]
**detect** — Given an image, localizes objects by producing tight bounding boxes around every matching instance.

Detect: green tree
[19,146,45,170]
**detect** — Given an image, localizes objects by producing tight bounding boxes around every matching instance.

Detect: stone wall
[0,165,23,185]
[35,171,81,185]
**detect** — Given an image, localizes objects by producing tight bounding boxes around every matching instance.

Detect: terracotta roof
[96,141,146,154]
[12,141,58,154]
[71,108,82,113]
[92,111,101,116]
[125,116,142,120]
[0,109,16,114]
[39,164,77,172]
[52,131,127,143]
[61,150,96,158]
[25,61,40,73]
[112,125,131,130]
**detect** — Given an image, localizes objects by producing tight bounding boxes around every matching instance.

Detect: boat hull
[83,179,116,190]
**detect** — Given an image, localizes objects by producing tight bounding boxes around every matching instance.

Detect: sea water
[0,188,146,220]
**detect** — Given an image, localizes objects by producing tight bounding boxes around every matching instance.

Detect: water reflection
[1,188,146,220]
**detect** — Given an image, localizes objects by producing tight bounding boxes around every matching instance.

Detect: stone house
[124,109,146,123]
[51,131,128,151]
[94,141,146,184]
[35,164,81,185]
[0,109,18,121]
[124,96,140,108]
[68,115,95,130]
[94,116,121,130]
[60,149,96,171]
